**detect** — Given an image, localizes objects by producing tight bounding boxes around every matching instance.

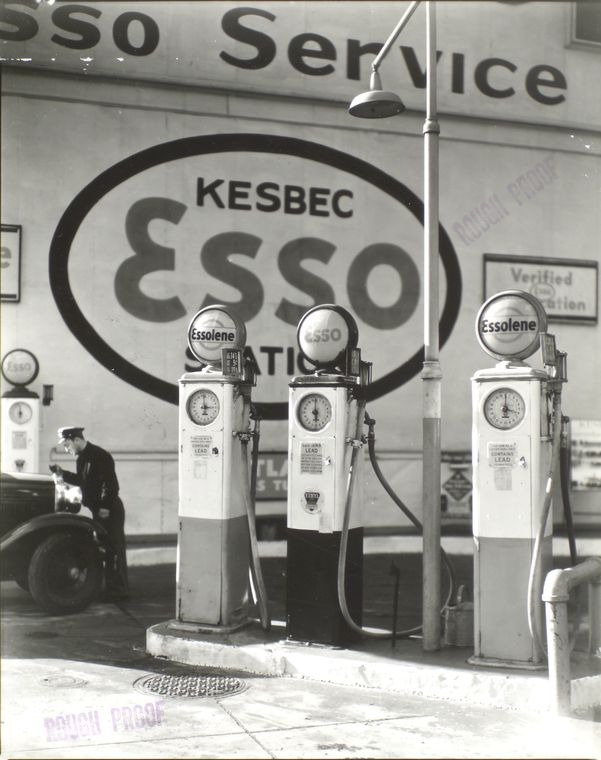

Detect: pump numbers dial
[187,389,220,426]
[297,393,332,432]
[484,388,526,430]
[9,401,33,424]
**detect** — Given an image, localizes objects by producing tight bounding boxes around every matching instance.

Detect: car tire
[28,533,102,615]
[15,575,30,592]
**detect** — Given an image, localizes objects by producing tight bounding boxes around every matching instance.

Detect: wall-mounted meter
[471,290,554,668]
[287,305,367,645]
[174,305,261,632]
[1,349,41,472]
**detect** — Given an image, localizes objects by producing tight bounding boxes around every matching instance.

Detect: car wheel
[15,575,30,592]
[28,533,102,615]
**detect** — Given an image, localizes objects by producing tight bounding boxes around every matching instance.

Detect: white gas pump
[174,305,269,632]
[1,349,41,472]
[286,305,370,645]
[471,290,566,668]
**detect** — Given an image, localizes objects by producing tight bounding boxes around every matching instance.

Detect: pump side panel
[474,535,552,663]
[177,515,249,626]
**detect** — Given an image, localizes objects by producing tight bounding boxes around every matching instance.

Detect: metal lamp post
[349,0,441,651]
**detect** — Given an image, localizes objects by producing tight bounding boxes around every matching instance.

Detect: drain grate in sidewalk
[133,673,247,699]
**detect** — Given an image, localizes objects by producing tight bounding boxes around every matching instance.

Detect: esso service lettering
[0,2,159,56]
[304,327,342,344]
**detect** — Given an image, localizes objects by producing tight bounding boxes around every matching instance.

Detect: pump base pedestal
[168,619,251,635]
[467,655,547,671]
[286,527,363,647]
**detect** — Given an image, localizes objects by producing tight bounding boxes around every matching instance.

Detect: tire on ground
[28,532,102,614]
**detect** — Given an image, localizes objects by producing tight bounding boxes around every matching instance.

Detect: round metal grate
[133,673,247,699]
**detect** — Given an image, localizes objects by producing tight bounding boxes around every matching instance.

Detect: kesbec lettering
[196,178,353,218]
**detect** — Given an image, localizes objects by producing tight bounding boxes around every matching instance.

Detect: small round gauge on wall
[483,387,526,430]
[9,401,33,424]
[187,389,220,426]
[297,393,332,432]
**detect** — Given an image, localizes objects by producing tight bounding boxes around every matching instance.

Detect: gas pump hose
[526,389,562,655]
[527,396,583,657]
[337,404,456,640]
[241,412,271,631]
[559,416,577,567]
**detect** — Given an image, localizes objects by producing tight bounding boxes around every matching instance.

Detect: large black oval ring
[49,133,462,420]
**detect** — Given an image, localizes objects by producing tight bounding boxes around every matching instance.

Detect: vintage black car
[1,470,110,614]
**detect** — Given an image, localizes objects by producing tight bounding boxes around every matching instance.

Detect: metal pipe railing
[542,557,601,715]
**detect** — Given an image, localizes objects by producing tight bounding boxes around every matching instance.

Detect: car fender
[0,513,110,554]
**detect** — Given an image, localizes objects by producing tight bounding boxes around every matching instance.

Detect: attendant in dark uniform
[54,427,129,601]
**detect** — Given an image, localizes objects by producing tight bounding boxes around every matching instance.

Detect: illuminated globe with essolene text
[476,290,548,361]
[187,305,247,367]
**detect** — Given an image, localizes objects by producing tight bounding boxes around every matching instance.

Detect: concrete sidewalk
[3,546,600,758]
[2,653,600,759]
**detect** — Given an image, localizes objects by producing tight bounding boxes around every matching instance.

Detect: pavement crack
[112,602,146,630]
[217,698,277,759]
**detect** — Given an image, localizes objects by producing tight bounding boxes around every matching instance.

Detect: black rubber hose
[560,417,577,566]
[365,413,457,601]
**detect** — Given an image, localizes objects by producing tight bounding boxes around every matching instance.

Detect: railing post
[544,595,571,715]
[590,575,601,655]
[543,558,601,716]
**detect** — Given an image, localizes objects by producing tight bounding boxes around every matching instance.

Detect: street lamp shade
[348,70,405,119]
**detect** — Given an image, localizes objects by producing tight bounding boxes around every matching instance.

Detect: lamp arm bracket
[372,0,421,71]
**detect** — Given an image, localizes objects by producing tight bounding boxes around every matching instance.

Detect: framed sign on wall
[1,225,22,302]
[484,253,598,324]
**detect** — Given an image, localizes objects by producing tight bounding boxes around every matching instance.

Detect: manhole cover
[41,675,88,688]
[133,673,247,699]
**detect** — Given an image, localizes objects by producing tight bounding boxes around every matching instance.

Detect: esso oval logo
[49,134,461,418]
[297,304,358,367]
[476,290,547,361]
[188,305,246,365]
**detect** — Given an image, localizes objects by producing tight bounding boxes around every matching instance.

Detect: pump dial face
[297,393,332,432]
[187,389,220,426]
[8,401,33,424]
[483,388,526,430]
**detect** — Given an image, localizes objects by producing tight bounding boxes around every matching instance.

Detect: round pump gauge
[9,401,33,424]
[483,387,526,430]
[297,393,332,432]
[187,389,220,426]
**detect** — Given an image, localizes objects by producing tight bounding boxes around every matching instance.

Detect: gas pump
[1,349,42,472]
[286,305,368,645]
[470,290,567,668]
[174,305,269,632]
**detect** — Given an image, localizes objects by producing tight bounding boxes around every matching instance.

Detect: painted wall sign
[1,2,590,127]
[1,224,22,302]
[256,451,288,499]
[48,133,461,419]
[570,419,601,491]
[484,254,598,324]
